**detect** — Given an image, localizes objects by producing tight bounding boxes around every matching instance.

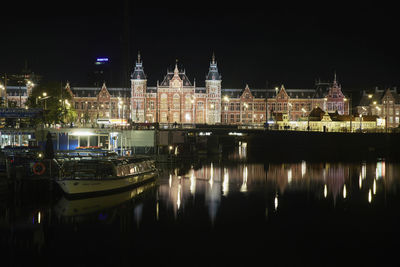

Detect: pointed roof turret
[206,52,221,81]
[174,59,179,76]
[131,51,146,80]
[332,71,339,87]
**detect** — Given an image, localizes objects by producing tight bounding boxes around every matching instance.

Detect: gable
[277,86,289,100]
[241,85,253,100]
[97,84,110,100]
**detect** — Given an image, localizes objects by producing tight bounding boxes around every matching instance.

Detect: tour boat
[55,155,158,195]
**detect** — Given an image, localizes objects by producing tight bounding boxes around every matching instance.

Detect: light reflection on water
[157,160,399,223]
[3,159,400,266]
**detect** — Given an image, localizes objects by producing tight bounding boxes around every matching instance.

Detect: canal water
[2,148,400,266]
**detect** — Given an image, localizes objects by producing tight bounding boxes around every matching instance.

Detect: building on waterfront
[356,87,400,129]
[65,82,131,126]
[65,53,350,127]
[2,53,351,127]
[274,106,382,132]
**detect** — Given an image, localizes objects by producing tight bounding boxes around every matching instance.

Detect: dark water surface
[2,157,400,266]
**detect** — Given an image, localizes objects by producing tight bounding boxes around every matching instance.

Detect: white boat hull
[56,171,157,195]
[54,181,157,216]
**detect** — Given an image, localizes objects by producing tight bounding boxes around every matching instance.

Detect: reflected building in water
[157,160,400,222]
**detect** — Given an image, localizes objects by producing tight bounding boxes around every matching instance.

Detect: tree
[26,81,77,126]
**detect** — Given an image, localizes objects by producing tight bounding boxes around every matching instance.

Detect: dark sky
[1,2,399,92]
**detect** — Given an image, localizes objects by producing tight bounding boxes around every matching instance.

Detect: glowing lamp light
[70,131,95,136]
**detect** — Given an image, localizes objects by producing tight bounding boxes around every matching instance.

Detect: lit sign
[0,108,42,118]
[96,58,109,62]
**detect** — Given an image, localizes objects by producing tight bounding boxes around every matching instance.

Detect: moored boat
[55,155,157,195]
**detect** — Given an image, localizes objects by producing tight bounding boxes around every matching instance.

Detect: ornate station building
[65,53,350,126]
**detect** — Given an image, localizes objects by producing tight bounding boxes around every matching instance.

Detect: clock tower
[205,53,222,124]
[131,52,147,122]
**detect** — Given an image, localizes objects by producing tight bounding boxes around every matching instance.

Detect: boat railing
[58,158,156,180]
[55,150,118,163]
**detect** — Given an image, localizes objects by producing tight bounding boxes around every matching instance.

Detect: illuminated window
[185,95,192,109]
[173,94,180,109]
[160,94,168,109]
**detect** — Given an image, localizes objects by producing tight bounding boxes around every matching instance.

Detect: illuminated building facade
[65,53,350,126]
[357,87,400,129]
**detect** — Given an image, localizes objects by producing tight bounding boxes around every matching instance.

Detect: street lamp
[222,95,229,124]
[301,107,309,131]
[43,92,48,110]
[191,96,195,126]
[0,84,5,107]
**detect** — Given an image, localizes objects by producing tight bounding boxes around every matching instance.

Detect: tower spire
[174,59,179,75]
[206,53,221,81]
[131,51,146,80]
[333,71,337,85]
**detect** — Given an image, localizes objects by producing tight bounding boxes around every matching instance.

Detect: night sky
[1,2,399,92]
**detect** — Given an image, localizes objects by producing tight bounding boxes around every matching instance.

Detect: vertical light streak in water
[238,141,247,159]
[287,169,292,184]
[240,165,248,192]
[38,212,41,224]
[134,204,143,227]
[156,202,159,221]
[169,174,172,188]
[190,169,196,195]
[222,167,229,196]
[376,161,385,180]
[361,163,366,179]
[373,179,377,195]
[368,189,372,203]
[324,184,328,198]
[301,161,306,178]
[274,194,279,211]
[209,163,214,186]
[343,184,347,199]
[359,175,362,189]
[177,184,181,209]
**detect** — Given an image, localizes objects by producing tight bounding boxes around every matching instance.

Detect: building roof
[221,88,321,99]
[308,106,325,119]
[131,52,146,80]
[159,71,193,86]
[205,54,221,81]
[358,88,400,106]
[71,86,130,98]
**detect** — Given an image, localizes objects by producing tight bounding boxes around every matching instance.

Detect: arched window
[185,95,192,110]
